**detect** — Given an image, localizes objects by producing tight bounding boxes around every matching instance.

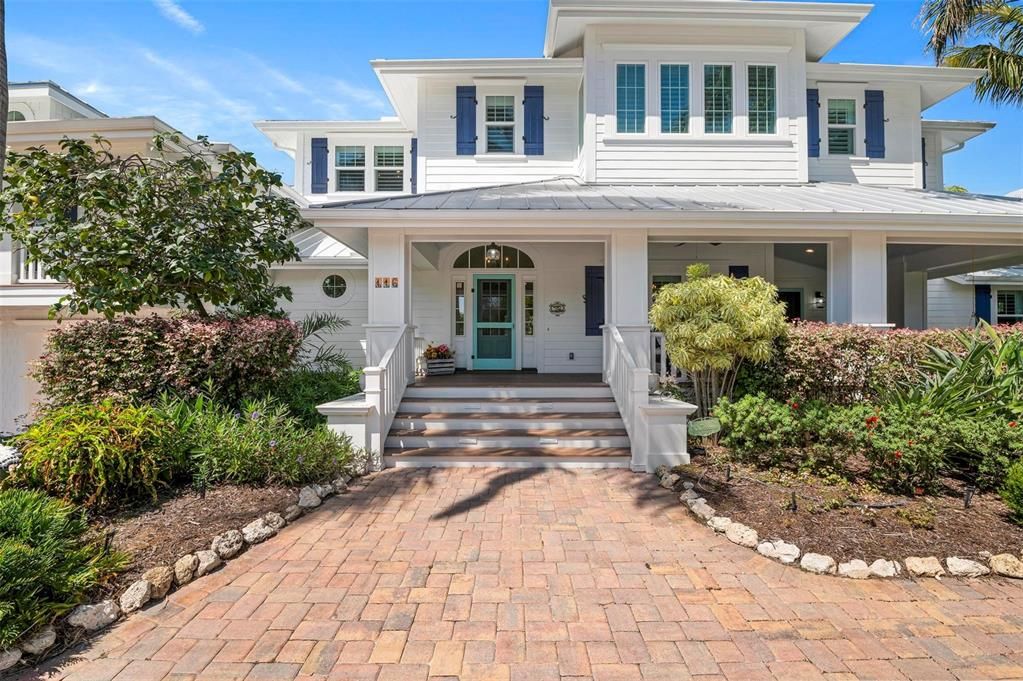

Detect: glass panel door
[473,275,515,369]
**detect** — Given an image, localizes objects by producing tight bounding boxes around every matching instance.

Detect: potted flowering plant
[423,343,456,375]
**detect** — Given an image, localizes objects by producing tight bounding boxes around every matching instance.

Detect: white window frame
[333,144,367,193]
[612,60,650,136]
[995,288,1023,325]
[702,62,736,136]
[656,61,692,137]
[824,91,864,157]
[474,85,524,157]
[745,62,779,137]
[373,145,406,193]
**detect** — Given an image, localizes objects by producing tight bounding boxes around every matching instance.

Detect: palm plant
[920,0,1023,105]
[297,312,351,371]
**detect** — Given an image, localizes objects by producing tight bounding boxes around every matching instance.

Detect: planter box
[426,359,456,375]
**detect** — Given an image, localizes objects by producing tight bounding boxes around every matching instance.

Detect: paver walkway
[26,468,1023,681]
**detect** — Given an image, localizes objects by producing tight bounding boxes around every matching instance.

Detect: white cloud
[334,80,388,112]
[152,0,204,35]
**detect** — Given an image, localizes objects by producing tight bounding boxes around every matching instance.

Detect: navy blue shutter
[975,284,992,324]
[864,90,886,159]
[456,86,477,156]
[410,137,418,194]
[523,85,544,156]
[310,137,328,194]
[921,137,927,188]
[806,89,820,158]
[585,266,605,337]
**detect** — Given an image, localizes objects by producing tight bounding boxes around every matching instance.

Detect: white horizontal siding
[275,269,370,368]
[927,277,974,329]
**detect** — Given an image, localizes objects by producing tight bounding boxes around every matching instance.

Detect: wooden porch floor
[413,371,605,387]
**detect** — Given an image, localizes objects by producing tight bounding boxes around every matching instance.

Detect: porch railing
[650,332,687,384]
[414,335,427,376]
[15,249,59,283]
[605,325,649,447]
[363,324,415,448]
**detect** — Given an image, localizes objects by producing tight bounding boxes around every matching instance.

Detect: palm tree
[920,0,1023,105]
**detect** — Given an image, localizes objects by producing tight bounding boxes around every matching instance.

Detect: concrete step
[384,446,632,468]
[403,385,612,399]
[397,397,617,414]
[391,413,625,432]
[386,428,630,449]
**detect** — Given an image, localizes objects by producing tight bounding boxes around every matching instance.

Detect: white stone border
[656,466,1023,582]
[0,472,365,673]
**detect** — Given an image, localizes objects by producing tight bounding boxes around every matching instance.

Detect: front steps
[384,381,632,467]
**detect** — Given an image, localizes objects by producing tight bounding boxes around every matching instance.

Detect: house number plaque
[549,301,566,316]
[375,277,400,288]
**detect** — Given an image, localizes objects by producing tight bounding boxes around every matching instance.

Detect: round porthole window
[322,275,348,299]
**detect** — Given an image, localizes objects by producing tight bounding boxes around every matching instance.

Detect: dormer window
[335,146,366,192]
[827,99,857,155]
[374,145,404,191]
[704,65,733,134]
[747,65,776,135]
[616,63,646,134]
[485,96,516,153]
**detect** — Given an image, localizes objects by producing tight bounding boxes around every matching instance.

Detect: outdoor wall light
[485,242,501,263]
[812,291,826,309]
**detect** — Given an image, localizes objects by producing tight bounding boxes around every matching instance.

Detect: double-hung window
[374,145,404,192]
[616,64,646,134]
[335,146,366,192]
[827,99,857,155]
[747,65,777,135]
[703,65,733,134]
[485,95,515,153]
[997,291,1023,325]
[660,64,690,134]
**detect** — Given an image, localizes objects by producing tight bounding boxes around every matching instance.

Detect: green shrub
[944,418,1023,490]
[714,393,800,462]
[1001,459,1023,522]
[164,395,354,486]
[6,402,184,510]
[33,315,303,409]
[268,368,362,428]
[0,489,127,648]
[857,405,949,493]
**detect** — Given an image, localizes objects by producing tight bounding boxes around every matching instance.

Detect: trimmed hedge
[34,315,303,408]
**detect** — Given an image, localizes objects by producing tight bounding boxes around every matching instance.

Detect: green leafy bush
[944,419,1023,490]
[714,393,800,462]
[164,395,353,486]
[33,315,303,409]
[1001,459,1023,522]
[6,402,184,510]
[268,368,362,428]
[857,405,949,493]
[0,489,127,648]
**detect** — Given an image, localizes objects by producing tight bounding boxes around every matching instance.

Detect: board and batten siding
[275,269,370,368]
[585,25,808,183]
[926,277,975,329]
[418,78,580,192]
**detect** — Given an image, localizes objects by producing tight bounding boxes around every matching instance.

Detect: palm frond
[920,0,988,60]
[944,43,1023,104]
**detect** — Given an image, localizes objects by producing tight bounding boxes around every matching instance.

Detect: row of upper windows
[332,144,405,192]
[614,63,778,136]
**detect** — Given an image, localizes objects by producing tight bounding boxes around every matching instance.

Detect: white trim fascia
[254,120,410,133]
[806,62,984,83]
[273,260,368,270]
[371,58,583,77]
[603,43,793,53]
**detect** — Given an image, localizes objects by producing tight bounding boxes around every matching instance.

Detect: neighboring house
[0,82,362,434]
[928,266,1023,329]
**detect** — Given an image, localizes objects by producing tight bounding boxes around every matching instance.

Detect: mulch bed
[91,484,299,593]
[678,446,1023,564]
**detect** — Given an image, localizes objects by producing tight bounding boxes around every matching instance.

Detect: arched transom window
[453,244,534,269]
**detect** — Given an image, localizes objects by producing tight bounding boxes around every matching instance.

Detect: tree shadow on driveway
[429,467,546,520]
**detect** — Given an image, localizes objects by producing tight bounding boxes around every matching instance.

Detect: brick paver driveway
[28,468,1023,681]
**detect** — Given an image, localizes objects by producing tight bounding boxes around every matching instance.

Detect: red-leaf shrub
[33,315,303,408]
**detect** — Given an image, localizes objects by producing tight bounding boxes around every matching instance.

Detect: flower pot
[426,359,456,376]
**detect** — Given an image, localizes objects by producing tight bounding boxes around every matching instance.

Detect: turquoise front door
[473,274,515,370]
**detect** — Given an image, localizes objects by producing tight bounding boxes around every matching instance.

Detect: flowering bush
[423,343,454,360]
[856,406,949,493]
[33,315,303,409]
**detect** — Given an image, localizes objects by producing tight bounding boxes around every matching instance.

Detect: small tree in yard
[0,133,306,318]
[650,263,788,416]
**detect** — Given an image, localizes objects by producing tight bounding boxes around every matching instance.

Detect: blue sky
[7,0,1022,194]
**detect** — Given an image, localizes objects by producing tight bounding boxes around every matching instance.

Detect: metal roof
[950,265,1023,284]
[289,228,366,263]
[314,178,1023,217]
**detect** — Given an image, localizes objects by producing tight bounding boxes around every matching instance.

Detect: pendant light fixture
[485,242,501,263]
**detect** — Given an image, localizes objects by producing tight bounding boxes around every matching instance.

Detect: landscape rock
[690,501,716,521]
[331,478,350,494]
[119,579,152,614]
[707,516,732,533]
[142,566,175,599]
[869,559,902,578]
[263,511,286,531]
[211,529,245,559]
[19,625,56,656]
[195,550,222,577]
[757,540,800,564]
[725,522,759,548]
[174,554,199,585]
[946,557,990,578]
[659,473,680,490]
[0,648,22,672]
[990,553,1023,579]
[283,505,303,521]
[241,518,276,545]
[682,481,694,490]
[905,556,945,578]
[838,560,872,579]
[66,600,120,631]
[298,486,321,509]
[679,490,700,503]
[800,553,837,575]
[655,464,669,478]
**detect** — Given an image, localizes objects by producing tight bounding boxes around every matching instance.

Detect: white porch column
[365,227,410,366]
[0,236,15,286]
[608,229,651,368]
[904,270,928,330]
[828,232,887,324]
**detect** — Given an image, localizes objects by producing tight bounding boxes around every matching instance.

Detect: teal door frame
[472,273,516,370]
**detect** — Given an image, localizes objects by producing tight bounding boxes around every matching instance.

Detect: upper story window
[374,145,404,192]
[747,65,776,135]
[827,99,857,155]
[485,96,516,153]
[7,110,26,122]
[335,145,366,192]
[703,65,733,134]
[616,63,646,134]
[660,64,690,134]
[997,291,1022,324]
